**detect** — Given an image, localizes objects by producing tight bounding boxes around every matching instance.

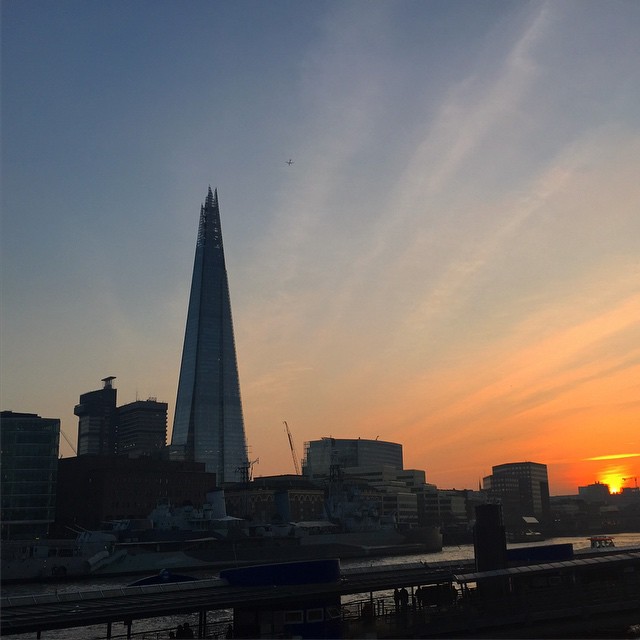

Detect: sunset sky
[2,1,639,496]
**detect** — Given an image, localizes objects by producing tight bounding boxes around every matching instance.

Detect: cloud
[584,454,640,461]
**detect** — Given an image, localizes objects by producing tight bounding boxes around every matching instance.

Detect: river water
[4,533,640,639]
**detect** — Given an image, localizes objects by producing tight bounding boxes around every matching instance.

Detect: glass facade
[117,399,167,457]
[172,188,248,483]
[302,438,404,478]
[1,411,60,539]
[485,461,550,525]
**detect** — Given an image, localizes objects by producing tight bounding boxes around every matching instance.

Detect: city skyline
[2,1,639,495]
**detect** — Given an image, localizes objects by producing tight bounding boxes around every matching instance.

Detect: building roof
[454,551,640,583]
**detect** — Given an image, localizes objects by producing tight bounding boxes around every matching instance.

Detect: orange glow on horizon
[596,463,636,494]
[600,476,621,494]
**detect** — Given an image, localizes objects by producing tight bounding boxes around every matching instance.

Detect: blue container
[507,543,574,565]
[220,557,341,587]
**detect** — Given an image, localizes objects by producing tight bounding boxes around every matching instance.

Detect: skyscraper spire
[171,188,248,483]
[205,185,216,208]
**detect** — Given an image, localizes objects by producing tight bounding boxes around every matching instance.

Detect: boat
[507,529,545,543]
[1,530,126,582]
[90,487,442,577]
[127,568,199,586]
[588,535,615,549]
[3,487,443,583]
[88,518,442,578]
[506,515,545,543]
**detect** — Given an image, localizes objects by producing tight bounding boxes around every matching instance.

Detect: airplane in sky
[286,159,294,165]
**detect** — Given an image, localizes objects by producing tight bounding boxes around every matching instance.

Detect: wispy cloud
[585,454,640,461]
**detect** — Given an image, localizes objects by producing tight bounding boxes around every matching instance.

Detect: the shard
[171,187,248,483]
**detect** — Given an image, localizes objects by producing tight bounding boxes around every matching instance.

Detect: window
[325,606,342,620]
[306,608,324,623]
[284,610,303,624]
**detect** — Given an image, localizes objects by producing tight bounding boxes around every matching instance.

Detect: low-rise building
[224,475,326,523]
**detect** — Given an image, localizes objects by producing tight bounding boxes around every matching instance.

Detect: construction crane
[236,458,259,484]
[283,421,301,475]
[623,477,638,489]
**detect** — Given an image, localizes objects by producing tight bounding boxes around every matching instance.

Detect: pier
[1,559,467,637]
[3,552,640,638]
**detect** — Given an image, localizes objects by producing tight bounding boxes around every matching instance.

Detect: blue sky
[2,1,639,493]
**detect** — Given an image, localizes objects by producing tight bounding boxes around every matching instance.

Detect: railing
[61,617,235,640]
[1,577,225,608]
[339,573,640,638]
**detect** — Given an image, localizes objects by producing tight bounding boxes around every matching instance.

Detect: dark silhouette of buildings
[1,411,60,539]
[171,188,248,483]
[54,456,215,532]
[74,376,117,456]
[74,378,168,459]
[483,461,550,529]
[117,398,167,458]
[224,475,326,522]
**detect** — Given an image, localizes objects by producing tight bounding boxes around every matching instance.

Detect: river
[4,533,640,639]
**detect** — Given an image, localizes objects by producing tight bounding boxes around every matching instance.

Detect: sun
[598,472,622,494]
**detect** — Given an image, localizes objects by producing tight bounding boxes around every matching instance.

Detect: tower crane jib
[60,429,77,456]
[283,421,301,475]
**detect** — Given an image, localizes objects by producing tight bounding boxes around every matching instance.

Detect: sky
[2,1,639,496]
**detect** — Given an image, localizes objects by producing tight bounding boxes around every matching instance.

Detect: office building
[171,188,248,483]
[74,376,117,456]
[117,398,167,458]
[302,437,403,479]
[1,411,60,539]
[483,461,550,527]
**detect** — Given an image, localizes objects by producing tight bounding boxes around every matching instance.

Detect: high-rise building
[483,461,550,527]
[74,377,118,456]
[117,398,168,458]
[1,411,60,539]
[171,188,248,483]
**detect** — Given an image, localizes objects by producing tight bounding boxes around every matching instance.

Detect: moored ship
[1,531,126,582]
